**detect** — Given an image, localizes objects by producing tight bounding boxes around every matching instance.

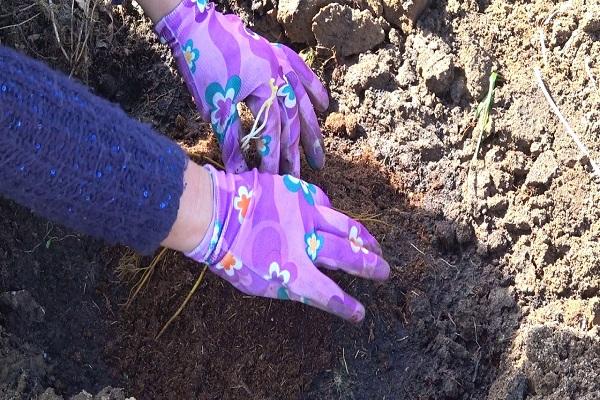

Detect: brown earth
[0,0,599,399]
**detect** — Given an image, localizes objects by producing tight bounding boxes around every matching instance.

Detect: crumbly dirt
[1,0,599,399]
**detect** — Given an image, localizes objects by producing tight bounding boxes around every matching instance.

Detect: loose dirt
[1,0,598,399]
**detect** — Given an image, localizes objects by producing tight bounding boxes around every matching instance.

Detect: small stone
[433,221,458,252]
[324,112,361,139]
[312,4,386,57]
[502,150,529,176]
[0,290,45,324]
[388,28,404,47]
[503,208,531,233]
[550,15,577,47]
[357,0,383,16]
[396,59,418,88]
[324,112,346,136]
[455,220,475,246]
[408,127,444,162]
[39,388,64,400]
[450,75,467,103]
[489,168,514,193]
[345,114,361,139]
[529,141,544,156]
[488,287,515,311]
[487,229,510,253]
[459,43,495,99]
[560,147,581,168]
[487,372,528,400]
[525,151,559,189]
[487,196,509,214]
[581,6,600,33]
[70,391,93,400]
[94,387,128,400]
[344,50,397,94]
[276,0,328,44]
[415,35,455,95]
[382,0,430,27]
[530,208,549,227]
[476,170,496,198]
[174,114,187,130]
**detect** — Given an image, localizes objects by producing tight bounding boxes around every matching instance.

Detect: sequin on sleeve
[0,46,188,254]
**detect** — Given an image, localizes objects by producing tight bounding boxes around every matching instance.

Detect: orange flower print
[349,226,369,254]
[233,186,253,223]
[182,39,200,73]
[304,231,324,261]
[216,252,242,277]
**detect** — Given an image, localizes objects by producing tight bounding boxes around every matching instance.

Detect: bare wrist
[161,161,213,253]
[136,0,183,23]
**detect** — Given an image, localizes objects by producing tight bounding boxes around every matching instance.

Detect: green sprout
[471,71,499,164]
[300,47,317,68]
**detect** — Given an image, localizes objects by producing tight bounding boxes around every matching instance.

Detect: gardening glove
[156,1,329,177]
[185,166,390,322]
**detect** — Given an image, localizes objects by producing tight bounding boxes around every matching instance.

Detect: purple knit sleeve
[0,46,188,255]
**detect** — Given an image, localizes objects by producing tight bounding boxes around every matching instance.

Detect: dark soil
[1,0,599,399]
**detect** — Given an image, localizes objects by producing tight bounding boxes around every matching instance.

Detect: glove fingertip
[313,87,330,113]
[306,141,326,170]
[372,259,391,282]
[326,293,365,323]
[350,302,365,324]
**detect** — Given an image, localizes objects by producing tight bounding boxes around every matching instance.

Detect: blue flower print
[277,78,297,109]
[205,76,242,143]
[305,231,324,261]
[191,0,208,12]
[182,39,200,73]
[258,135,271,156]
[283,175,317,205]
[208,220,222,254]
[277,287,290,300]
[183,0,210,22]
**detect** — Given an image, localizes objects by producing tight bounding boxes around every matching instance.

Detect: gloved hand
[156,1,329,177]
[186,166,390,322]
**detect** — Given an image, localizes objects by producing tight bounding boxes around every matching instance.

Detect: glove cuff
[184,164,220,263]
[154,1,214,44]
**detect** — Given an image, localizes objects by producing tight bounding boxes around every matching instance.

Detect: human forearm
[0,45,211,254]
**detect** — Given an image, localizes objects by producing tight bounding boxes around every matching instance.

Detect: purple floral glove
[155,1,329,176]
[186,166,390,322]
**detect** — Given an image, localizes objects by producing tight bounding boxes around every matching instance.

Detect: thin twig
[47,0,70,62]
[71,0,99,75]
[0,3,37,18]
[125,247,168,307]
[202,155,225,169]
[156,265,208,339]
[0,12,40,31]
[533,68,600,178]
[410,242,425,256]
[342,347,349,375]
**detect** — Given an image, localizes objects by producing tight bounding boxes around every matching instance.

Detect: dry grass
[118,247,169,307]
[117,247,210,339]
[156,265,208,339]
[37,0,101,78]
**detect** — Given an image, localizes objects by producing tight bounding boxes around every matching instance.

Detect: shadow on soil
[0,1,528,398]
[1,149,520,400]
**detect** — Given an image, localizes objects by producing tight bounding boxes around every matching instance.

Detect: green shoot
[471,71,499,165]
[300,47,317,68]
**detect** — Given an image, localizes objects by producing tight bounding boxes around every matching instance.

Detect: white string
[240,78,278,152]
[534,68,600,179]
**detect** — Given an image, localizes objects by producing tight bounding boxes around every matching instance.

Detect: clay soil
[1,0,599,399]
